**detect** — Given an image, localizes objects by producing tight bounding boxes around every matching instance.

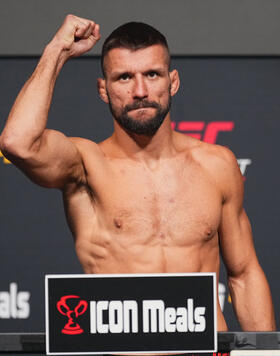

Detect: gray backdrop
[1,0,280,56]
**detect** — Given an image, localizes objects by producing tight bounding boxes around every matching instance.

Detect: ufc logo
[171,121,234,144]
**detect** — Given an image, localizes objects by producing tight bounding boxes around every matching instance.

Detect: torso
[63,132,228,330]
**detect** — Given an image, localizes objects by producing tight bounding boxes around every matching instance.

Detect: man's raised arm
[0,15,100,189]
[218,147,276,330]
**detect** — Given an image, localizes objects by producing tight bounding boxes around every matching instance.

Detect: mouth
[125,101,159,113]
[128,107,155,113]
[128,107,156,117]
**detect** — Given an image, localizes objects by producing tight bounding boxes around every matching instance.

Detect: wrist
[43,40,71,72]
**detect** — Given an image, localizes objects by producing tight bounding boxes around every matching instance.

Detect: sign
[46,273,217,355]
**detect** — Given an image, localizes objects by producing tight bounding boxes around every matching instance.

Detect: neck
[111,115,175,161]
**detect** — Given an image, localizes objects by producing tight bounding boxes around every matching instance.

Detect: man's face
[101,45,174,136]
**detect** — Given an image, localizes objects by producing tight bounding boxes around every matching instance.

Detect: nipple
[114,218,122,229]
[205,227,214,241]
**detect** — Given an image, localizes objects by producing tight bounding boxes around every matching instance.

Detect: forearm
[0,15,100,161]
[228,266,276,331]
[0,41,68,157]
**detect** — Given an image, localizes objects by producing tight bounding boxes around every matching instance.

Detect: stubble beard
[108,94,172,136]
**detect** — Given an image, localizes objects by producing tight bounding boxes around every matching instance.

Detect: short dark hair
[101,22,170,76]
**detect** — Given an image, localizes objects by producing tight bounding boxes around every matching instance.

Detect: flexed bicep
[4,129,86,189]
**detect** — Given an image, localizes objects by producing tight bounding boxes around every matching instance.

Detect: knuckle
[66,14,75,21]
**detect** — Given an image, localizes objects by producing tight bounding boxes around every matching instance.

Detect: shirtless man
[0,15,276,331]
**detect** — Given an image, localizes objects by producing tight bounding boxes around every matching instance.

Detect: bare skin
[0,15,276,332]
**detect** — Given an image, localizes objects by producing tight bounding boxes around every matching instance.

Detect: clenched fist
[51,14,101,58]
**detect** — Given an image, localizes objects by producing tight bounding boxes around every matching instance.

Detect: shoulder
[69,136,99,151]
[194,141,239,172]
[69,137,105,161]
[67,137,115,183]
[185,137,243,201]
[175,132,238,171]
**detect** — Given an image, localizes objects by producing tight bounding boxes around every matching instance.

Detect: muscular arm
[0,15,100,188]
[218,148,276,330]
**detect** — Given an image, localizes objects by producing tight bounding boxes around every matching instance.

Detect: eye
[147,71,158,79]
[119,73,130,81]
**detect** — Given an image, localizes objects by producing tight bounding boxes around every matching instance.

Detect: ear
[97,78,109,103]
[169,69,180,97]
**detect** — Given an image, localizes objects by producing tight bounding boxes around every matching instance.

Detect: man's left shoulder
[193,141,234,164]
[203,143,237,166]
[193,142,242,183]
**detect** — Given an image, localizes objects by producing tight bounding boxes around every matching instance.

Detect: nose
[132,75,148,100]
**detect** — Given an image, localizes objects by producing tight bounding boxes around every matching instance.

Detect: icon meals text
[90,299,206,334]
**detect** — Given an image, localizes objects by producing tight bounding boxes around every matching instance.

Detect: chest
[89,158,223,245]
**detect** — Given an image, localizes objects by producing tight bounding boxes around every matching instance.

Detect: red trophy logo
[57,295,88,335]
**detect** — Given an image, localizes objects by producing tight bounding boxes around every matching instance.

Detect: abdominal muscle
[74,229,228,331]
